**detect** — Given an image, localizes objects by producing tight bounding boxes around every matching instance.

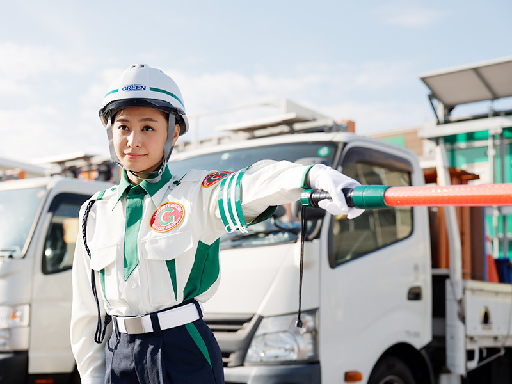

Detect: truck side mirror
[272,205,287,219]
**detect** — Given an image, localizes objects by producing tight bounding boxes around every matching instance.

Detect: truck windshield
[0,187,46,258]
[169,142,337,248]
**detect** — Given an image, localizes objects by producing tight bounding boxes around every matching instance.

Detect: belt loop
[150,312,162,335]
[192,299,203,318]
[113,317,120,343]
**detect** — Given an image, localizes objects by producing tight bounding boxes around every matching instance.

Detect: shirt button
[131,282,137,289]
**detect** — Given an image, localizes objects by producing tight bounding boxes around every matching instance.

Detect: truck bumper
[0,351,28,384]
[224,363,321,384]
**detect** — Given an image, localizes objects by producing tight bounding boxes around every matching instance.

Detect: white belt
[115,302,203,334]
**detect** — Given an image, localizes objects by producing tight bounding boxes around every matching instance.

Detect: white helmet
[99,64,189,180]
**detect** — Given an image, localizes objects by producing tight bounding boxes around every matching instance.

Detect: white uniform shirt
[70,160,311,384]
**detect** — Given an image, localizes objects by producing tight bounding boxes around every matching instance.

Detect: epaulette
[91,186,117,201]
[177,169,206,183]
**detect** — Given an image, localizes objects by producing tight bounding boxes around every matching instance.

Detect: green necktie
[124,185,145,281]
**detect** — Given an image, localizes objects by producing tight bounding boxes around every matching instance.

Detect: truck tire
[368,356,416,384]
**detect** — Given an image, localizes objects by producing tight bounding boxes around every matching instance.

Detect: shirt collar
[115,170,133,203]
[111,166,173,210]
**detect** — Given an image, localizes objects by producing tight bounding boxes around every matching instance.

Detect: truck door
[29,193,89,376]
[318,144,431,382]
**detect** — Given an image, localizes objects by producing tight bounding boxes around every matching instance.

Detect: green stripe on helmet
[104,89,119,98]
[150,87,184,107]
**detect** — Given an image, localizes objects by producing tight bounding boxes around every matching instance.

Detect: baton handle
[301,186,389,209]
[300,189,337,208]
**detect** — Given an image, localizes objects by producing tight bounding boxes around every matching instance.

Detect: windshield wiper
[271,218,301,235]
[223,228,298,242]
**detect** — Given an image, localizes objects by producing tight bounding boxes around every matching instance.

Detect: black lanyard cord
[82,200,112,344]
[296,205,307,328]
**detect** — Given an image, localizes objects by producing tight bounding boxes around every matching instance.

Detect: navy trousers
[105,316,224,384]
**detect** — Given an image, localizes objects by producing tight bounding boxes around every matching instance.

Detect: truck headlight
[245,309,318,364]
[0,305,29,351]
[0,305,30,328]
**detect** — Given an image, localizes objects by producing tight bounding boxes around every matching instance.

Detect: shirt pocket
[140,231,195,306]
[89,243,122,307]
[140,230,194,261]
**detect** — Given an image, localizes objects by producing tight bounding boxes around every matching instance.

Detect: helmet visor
[99,98,184,126]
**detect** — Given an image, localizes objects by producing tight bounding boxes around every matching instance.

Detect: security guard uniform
[70,159,311,384]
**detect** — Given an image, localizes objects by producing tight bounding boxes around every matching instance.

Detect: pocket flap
[141,231,194,261]
[89,244,118,271]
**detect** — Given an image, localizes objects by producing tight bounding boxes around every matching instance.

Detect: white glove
[308,164,365,219]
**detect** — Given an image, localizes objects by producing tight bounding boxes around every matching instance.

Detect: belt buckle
[124,316,144,334]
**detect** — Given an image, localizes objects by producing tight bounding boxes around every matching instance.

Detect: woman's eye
[142,125,154,132]
[117,124,129,131]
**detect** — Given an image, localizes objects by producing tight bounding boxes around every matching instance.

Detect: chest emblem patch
[150,202,185,232]
[202,171,232,188]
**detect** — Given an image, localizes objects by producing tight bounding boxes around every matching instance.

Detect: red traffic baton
[301,184,512,209]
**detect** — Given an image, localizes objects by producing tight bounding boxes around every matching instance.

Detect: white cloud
[0,40,100,144]
[142,60,425,141]
[79,67,126,118]
[168,59,416,115]
[0,105,107,162]
[0,42,91,82]
[0,49,428,161]
[1,105,64,160]
[322,99,432,134]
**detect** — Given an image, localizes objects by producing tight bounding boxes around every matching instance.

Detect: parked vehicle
[169,121,512,384]
[1,118,511,383]
[0,177,112,384]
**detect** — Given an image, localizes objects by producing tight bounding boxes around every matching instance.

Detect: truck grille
[204,313,261,367]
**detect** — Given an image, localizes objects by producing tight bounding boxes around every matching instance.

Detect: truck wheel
[368,356,416,384]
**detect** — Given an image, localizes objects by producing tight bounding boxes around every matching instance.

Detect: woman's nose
[127,131,141,147]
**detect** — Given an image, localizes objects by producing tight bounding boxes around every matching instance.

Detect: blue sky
[1,0,511,162]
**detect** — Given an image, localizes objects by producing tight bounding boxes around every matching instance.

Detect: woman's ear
[172,124,180,146]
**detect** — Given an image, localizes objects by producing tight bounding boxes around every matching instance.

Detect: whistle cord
[296,205,307,328]
[82,200,112,344]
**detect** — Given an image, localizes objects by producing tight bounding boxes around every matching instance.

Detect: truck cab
[169,128,433,383]
[0,177,112,384]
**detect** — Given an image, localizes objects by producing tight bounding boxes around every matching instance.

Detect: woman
[70,64,363,384]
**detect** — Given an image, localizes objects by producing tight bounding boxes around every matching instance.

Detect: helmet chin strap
[126,156,169,184]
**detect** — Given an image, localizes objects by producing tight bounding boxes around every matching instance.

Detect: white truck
[0,177,112,384]
[1,121,512,383]
[170,122,512,384]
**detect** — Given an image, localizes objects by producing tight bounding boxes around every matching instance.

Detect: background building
[369,56,512,258]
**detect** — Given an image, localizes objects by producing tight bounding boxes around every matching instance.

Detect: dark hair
[111,107,170,125]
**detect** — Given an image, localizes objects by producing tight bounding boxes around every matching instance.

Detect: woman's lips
[125,153,145,159]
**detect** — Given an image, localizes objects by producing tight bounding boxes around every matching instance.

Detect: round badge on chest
[150,202,185,232]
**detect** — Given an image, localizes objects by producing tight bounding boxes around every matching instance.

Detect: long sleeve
[213,160,309,234]
[239,160,307,220]
[70,204,112,384]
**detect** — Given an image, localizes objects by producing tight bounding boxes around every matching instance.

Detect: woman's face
[112,106,179,182]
